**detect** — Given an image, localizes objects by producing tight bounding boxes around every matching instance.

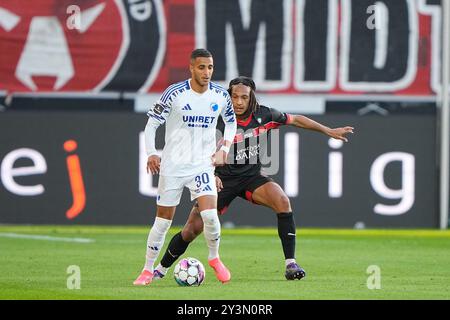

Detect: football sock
[154,263,167,275]
[285,258,296,267]
[160,231,191,268]
[200,209,221,260]
[277,212,296,260]
[144,216,172,272]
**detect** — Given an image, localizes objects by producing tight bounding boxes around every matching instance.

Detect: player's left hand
[215,176,223,192]
[327,126,354,142]
[212,150,227,167]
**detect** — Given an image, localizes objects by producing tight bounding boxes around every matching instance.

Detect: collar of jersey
[188,78,210,95]
[237,112,253,126]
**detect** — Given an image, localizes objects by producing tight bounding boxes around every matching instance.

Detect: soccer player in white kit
[133,49,237,285]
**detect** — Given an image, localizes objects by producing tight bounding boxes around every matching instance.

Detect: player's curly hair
[228,76,260,114]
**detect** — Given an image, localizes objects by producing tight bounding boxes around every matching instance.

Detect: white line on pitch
[0,232,95,243]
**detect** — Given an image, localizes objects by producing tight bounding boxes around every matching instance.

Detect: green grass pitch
[1,225,449,300]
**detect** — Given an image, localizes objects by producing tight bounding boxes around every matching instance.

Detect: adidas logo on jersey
[202,185,212,191]
[182,104,192,111]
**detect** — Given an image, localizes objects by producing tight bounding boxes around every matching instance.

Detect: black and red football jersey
[216,105,293,177]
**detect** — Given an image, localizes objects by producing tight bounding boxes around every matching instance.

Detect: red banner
[0,0,444,95]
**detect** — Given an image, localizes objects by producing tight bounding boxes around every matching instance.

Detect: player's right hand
[147,155,161,175]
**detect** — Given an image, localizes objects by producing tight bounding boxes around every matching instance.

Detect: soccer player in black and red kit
[152,76,354,281]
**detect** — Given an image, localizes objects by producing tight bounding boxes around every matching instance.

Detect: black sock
[277,212,296,260]
[160,231,191,268]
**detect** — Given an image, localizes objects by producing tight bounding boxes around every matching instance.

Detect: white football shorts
[156,169,217,206]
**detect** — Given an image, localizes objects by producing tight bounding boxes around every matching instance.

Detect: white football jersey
[146,79,237,177]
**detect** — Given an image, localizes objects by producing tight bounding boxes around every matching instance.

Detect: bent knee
[274,195,291,212]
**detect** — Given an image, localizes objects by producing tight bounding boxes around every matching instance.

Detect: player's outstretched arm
[288,115,354,142]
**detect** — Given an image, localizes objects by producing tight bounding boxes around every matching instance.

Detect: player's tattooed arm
[288,114,354,142]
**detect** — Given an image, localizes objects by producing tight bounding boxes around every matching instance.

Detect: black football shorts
[216,174,273,215]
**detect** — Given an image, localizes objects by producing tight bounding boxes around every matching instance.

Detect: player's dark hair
[228,76,259,114]
[190,48,213,61]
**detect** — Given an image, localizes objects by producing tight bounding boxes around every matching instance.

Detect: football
[173,257,205,286]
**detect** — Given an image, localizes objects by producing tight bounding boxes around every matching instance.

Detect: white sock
[200,209,221,260]
[285,259,296,267]
[155,263,167,275]
[144,217,172,272]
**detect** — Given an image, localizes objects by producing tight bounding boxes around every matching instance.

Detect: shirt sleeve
[144,87,175,156]
[146,93,173,126]
[269,107,293,125]
[220,92,237,143]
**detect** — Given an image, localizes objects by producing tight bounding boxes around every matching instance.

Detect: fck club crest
[0,0,165,92]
